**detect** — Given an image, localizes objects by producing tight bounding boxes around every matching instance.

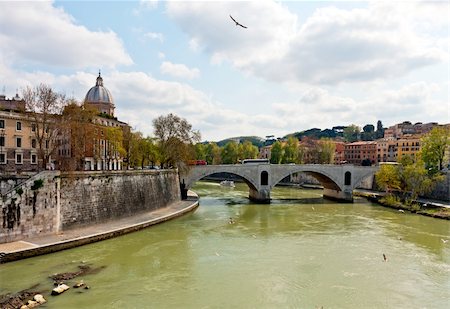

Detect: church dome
[85,72,114,105]
[84,72,115,117]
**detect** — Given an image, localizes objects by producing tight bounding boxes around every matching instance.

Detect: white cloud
[139,0,159,10]
[160,61,200,80]
[0,1,132,69]
[144,32,164,42]
[166,1,447,85]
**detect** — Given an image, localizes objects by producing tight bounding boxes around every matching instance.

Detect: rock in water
[34,294,46,304]
[51,284,70,295]
[73,282,85,288]
[26,300,39,308]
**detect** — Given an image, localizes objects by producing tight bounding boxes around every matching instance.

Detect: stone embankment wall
[59,170,180,229]
[0,170,181,243]
[0,171,60,243]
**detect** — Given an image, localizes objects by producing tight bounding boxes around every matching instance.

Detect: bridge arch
[270,167,342,192]
[352,169,377,190]
[182,168,259,192]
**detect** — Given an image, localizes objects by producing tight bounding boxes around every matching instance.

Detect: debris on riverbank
[355,191,450,220]
[50,264,105,281]
[0,263,105,308]
[0,285,45,309]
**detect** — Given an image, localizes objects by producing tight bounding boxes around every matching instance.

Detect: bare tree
[153,113,200,170]
[23,84,67,170]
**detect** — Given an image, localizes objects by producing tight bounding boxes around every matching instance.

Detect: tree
[270,141,283,164]
[376,120,384,139]
[205,142,222,165]
[317,138,336,164]
[282,136,298,163]
[103,126,126,169]
[194,143,207,161]
[221,141,239,164]
[23,84,67,169]
[153,113,200,170]
[238,140,258,159]
[128,131,144,168]
[402,159,437,201]
[421,126,450,172]
[362,124,375,141]
[375,164,401,193]
[59,100,97,171]
[343,125,360,142]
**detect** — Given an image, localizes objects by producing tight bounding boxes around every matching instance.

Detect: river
[1,181,449,308]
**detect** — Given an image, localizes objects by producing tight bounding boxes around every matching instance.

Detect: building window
[31,154,37,164]
[45,140,49,149]
[0,136,4,147]
[32,139,36,148]
[16,121,22,131]
[0,153,5,164]
[0,119,4,129]
[16,137,22,148]
[31,123,36,132]
[16,153,22,164]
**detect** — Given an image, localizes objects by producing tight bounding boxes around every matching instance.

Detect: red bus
[188,160,207,165]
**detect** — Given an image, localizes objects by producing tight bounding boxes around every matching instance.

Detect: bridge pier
[323,188,353,202]
[249,188,271,203]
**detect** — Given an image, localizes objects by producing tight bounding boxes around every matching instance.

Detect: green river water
[1,181,449,308]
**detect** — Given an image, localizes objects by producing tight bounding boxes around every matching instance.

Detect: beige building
[375,138,397,163]
[0,94,39,173]
[396,134,422,161]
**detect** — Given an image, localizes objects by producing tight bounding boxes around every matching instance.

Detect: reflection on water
[1,181,449,308]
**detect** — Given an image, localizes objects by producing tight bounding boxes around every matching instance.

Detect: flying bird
[230,15,247,29]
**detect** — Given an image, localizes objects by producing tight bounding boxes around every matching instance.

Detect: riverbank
[354,190,450,220]
[0,191,199,264]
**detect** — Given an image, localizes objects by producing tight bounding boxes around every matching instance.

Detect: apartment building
[376,138,397,163]
[0,94,39,173]
[396,134,422,160]
[344,141,377,165]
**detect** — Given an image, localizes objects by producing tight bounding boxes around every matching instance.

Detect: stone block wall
[0,171,60,243]
[59,170,180,230]
[0,169,181,243]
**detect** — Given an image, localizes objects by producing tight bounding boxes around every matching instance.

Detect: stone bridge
[181,164,379,203]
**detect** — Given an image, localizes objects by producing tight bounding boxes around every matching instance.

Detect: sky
[0,0,448,141]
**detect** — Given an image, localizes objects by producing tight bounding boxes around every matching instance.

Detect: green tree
[282,137,299,163]
[375,164,401,193]
[270,141,283,164]
[343,124,360,142]
[421,127,450,172]
[128,131,144,168]
[221,141,239,164]
[194,143,207,161]
[238,140,258,159]
[362,124,375,141]
[104,126,126,169]
[376,120,384,139]
[205,142,222,165]
[402,159,437,201]
[317,138,336,164]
